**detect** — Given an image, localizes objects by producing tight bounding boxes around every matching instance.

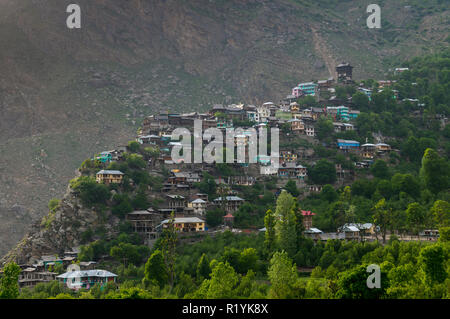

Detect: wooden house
[159,217,205,233]
[96,170,124,185]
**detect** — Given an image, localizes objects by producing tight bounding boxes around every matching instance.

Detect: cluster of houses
[1,250,110,290]
[89,62,397,245]
[258,209,376,242]
[303,222,377,242]
[123,192,247,245]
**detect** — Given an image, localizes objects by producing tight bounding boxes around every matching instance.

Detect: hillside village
[2,58,448,294]
[91,62,390,241]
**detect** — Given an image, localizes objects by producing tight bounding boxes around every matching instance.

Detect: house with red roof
[301,210,315,229]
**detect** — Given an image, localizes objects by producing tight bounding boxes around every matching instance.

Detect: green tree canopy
[144,249,168,288]
[309,159,337,185]
[0,262,21,299]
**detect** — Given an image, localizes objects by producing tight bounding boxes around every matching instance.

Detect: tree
[391,173,420,198]
[267,251,298,299]
[316,116,334,141]
[274,191,297,256]
[239,248,258,274]
[127,141,141,153]
[352,91,370,110]
[370,160,390,180]
[406,202,426,238]
[372,198,392,243]
[293,202,305,247]
[376,179,393,199]
[174,271,197,298]
[321,184,338,202]
[196,254,211,281]
[297,95,317,108]
[420,148,449,194]
[264,209,276,256]
[69,176,111,206]
[401,136,437,163]
[335,86,347,100]
[48,198,60,212]
[132,191,150,210]
[0,262,21,299]
[195,173,217,198]
[439,227,450,242]
[206,208,225,228]
[206,261,239,299]
[143,146,160,159]
[217,163,233,177]
[430,200,450,227]
[221,247,241,271]
[125,153,147,169]
[325,201,347,231]
[284,179,299,197]
[111,194,133,218]
[144,249,168,288]
[336,264,388,299]
[110,242,149,266]
[309,159,337,185]
[419,244,447,284]
[161,213,178,291]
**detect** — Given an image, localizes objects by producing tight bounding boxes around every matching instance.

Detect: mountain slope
[0,0,449,257]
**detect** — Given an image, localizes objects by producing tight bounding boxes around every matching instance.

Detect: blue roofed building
[337,139,360,150]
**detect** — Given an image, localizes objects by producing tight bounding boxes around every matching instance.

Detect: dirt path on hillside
[311,26,336,79]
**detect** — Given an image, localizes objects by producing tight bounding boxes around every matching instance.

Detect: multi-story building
[292,82,318,97]
[327,106,349,121]
[159,217,206,233]
[17,268,56,289]
[337,139,360,150]
[348,110,360,120]
[96,170,124,185]
[57,270,117,290]
[336,62,353,83]
[188,198,207,216]
[126,209,162,241]
[361,143,376,159]
[278,163,307,179]
[301,210,316,229]
[257,103,272,122]
[288,119,304,132]
[167,194,187,211]
[214,196,245,213]
[305,124,315,137]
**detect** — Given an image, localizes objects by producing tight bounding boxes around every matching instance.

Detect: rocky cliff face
[2,184,121,265]
[0,0,449,257]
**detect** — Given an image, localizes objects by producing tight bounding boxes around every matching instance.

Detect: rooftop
[160,217,205,224]
[214,196,245,202]
[57,269,117,279]
[96,170,124,175]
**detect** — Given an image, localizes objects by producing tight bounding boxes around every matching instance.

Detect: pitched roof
[304,227,322,233]
[337,139,360,144]
[214,196,245,202]
[96,170,124,175]
[343,225,360,232]
[57,269,117,279]
[161,217,205,224]
[128,210,152,215]
[191,198,206,204]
